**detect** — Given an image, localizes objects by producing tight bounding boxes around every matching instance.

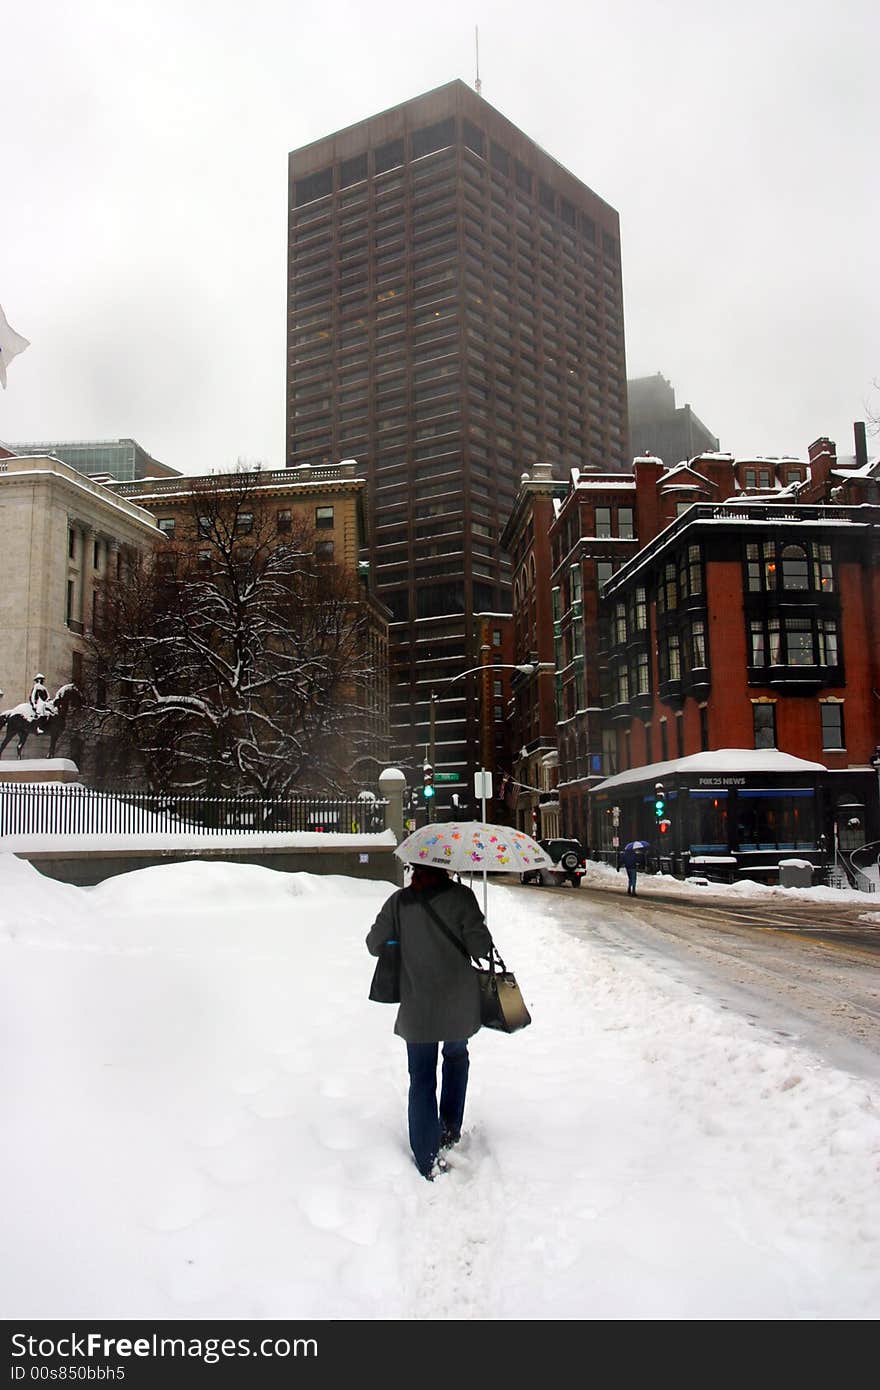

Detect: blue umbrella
[624,840,651,851]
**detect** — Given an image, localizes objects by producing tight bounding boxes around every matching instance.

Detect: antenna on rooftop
[475,25,482,95]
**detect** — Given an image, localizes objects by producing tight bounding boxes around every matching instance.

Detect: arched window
[781,544,809,590]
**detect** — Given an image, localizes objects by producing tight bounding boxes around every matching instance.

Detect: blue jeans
[625,865,637,893]
[406,1040,469,1176]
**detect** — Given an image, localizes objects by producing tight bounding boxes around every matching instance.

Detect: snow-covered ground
[1,852,878,1321]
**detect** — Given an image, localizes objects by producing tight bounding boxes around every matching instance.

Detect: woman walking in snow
[366,864,493,1180]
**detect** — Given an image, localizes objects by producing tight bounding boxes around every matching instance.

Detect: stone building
[0,451,160,758]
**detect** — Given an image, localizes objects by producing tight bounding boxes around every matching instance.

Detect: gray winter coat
[366,881,493,1044]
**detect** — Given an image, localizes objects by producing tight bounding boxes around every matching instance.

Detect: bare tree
[867,378,880,435]
[86,470,381,796]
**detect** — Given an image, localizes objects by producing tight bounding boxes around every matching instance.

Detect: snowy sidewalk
[1,854,878,1320]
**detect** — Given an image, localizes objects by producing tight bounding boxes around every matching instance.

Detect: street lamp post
[428,661,536,821]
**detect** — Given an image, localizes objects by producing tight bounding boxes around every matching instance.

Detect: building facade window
[316,506,334,528]
[748,614,840,671]
[781,545,809,590]
[753,701,777,749]
[745,539,835,596]
[633,586,647,631]
[820,701,845,750]
[690,619,707,669]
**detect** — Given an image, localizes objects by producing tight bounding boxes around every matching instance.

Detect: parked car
[522,838,586,888]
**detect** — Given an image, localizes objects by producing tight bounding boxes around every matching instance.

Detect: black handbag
[369,902,400,1003]
[369,941,400,1003]
[422,898,531,1034]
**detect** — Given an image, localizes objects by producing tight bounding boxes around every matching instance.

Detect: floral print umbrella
[394,821,554,874]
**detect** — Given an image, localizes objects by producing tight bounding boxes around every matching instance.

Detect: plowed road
[505,878,880,1079]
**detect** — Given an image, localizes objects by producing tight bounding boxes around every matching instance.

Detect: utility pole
[480,643,493,799]
[428,691,437,823]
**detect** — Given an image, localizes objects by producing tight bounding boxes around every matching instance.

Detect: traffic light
[658,818,671,835]
[654,783,667,821]
[422,763,435,800]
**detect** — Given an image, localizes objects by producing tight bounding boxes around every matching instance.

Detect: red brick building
[504,427,880,879]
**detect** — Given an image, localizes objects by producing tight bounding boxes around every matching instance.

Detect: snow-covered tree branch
[85,470,386,795]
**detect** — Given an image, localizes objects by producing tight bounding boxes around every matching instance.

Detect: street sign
[433,772,462,783]
[474,770,493,800]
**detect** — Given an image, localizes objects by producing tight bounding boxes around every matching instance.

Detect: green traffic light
[423,786,435,799]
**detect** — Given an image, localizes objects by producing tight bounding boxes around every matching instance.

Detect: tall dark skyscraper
[287,80,628,797]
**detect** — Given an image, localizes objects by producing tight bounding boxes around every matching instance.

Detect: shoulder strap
[420,894,501,971]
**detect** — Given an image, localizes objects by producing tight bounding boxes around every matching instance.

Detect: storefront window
[689,791,728,851]
[737,791,815,849]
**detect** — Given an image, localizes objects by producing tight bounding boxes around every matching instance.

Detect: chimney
[807,436,837,495]
[854,421,868,470]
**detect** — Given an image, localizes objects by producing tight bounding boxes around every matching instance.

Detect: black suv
[521,838,586,888]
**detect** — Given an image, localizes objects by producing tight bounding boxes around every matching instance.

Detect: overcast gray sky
[1,0,877,473]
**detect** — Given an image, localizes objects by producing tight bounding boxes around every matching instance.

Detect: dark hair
[409,864,450,892]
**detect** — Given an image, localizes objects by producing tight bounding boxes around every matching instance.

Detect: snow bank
[1,853,878,1320]
[584,857,877,907]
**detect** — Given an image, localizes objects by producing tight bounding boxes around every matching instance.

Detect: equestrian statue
[0,675,82,759]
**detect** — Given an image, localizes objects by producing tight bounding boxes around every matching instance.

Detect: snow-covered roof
[592,748,827,794]
[574,479,637,490]
[658,462,711,485]
[831,458,880,480]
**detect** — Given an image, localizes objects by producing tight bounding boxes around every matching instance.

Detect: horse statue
[0,684,82,759]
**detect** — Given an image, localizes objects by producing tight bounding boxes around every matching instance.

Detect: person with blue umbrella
[622,840,649,896]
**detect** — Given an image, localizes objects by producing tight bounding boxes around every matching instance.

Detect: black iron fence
[0,784,388,837]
